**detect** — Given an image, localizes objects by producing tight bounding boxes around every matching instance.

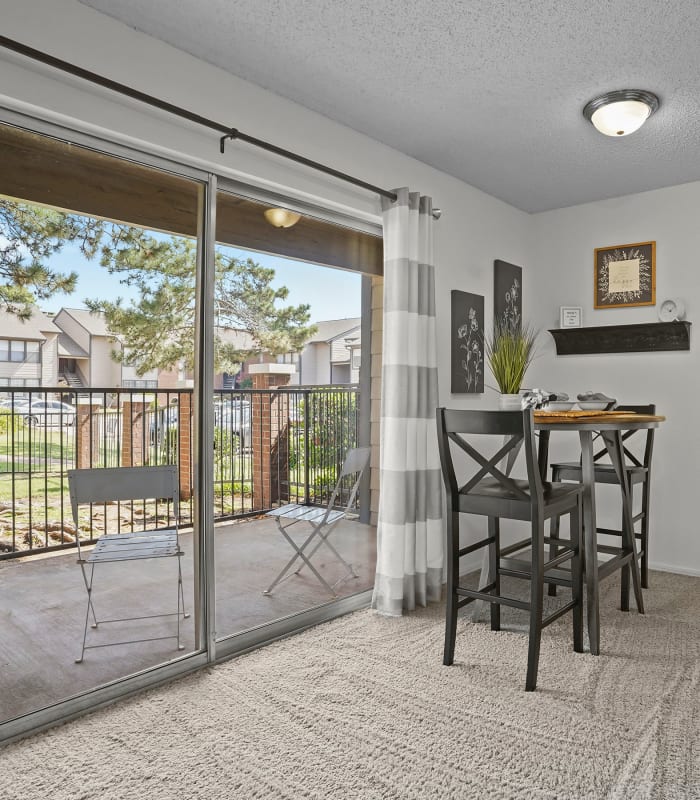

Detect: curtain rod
[0,35,417,208]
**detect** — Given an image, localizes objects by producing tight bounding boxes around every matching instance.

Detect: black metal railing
[0,384,360,559]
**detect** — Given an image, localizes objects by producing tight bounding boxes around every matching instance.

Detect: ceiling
[77,0,700,213]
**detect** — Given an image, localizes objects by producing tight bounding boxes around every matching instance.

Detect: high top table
[534,411,665,655]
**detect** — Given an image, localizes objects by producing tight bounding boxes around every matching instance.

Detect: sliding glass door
[0,113,381,743]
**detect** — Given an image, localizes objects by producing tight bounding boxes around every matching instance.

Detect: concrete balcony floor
[0,516,376,723]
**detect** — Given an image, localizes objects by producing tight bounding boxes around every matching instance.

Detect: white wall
[0,361,41,384]
[528,182,700,575]
[89,337,121,387]
[41,332,59,385]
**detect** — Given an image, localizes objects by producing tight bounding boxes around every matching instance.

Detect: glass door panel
[212,187,375,642]
[0,122,205,727]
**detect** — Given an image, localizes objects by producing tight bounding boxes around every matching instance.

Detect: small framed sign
[594,241,656,309]
[560,306,582,328]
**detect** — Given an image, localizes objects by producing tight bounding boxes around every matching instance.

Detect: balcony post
[177,392,192,501]
[75,398,101,469]
[121,397,148,467]
[249,364,295,510]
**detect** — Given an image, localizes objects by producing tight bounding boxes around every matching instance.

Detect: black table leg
[579,430,600,656]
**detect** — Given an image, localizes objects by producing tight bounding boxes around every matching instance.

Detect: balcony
[0,385,374,723]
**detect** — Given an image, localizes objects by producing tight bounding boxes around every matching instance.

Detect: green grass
[0,473,67,500]
[0,428,75,462]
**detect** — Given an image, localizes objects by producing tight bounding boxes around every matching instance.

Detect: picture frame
[560,306,582,328]
[594,241,656,309]
[494,259,522,331]
[450,290,484,394]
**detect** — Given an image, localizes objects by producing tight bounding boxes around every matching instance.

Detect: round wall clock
[658,298,686,322]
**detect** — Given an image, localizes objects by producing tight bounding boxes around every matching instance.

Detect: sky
[43,238,362,324]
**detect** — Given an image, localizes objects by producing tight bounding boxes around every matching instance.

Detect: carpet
[2,570,700,799]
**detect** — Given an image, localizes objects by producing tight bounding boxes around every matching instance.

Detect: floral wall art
[594,241,655,308]
[451,290,484,393]
[494,259,523,332]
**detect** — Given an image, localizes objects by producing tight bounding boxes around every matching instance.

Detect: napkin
[521,389,557,409]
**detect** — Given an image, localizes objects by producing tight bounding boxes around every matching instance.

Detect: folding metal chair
[68,465,189,663]
[263,447,371,596]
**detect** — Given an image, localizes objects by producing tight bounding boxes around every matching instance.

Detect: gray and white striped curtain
[372,188,443,616]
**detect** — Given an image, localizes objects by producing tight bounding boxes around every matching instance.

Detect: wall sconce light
[263,208,302,228]
[583,90,660,137]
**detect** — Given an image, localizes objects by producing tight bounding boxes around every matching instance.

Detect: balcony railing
[0,385,359,559]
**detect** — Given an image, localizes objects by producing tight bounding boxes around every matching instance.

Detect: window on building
[122,379,158,389]
[26,342,40,363]
[10,341,25,362]
[0,339,41,363]
[0,377,40,387]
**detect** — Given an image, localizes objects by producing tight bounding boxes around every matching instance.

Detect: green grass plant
[486,321,537,394]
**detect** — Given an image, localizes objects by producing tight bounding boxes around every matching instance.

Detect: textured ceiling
[77,0,700,212]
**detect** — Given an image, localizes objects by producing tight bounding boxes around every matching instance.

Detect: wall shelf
[549,321,691,355]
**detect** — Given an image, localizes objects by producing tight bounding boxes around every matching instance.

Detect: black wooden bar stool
[549,404,655,591]
[436,408,584,691]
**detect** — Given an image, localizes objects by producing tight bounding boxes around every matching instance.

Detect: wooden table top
[534,410,665,427]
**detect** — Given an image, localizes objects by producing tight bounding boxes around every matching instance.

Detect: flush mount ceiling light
[263,208,302,228]
[583,90,660,137]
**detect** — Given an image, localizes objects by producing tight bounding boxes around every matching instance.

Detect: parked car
[22,400,76,427]
[149,406,179,445]
[149,399,253,447]
[0,397,32,412]
[214,398,251,447]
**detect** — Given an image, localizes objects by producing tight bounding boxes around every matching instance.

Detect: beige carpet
[2,570,700,799]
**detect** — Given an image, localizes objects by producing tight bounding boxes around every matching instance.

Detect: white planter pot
[498,393,522,411]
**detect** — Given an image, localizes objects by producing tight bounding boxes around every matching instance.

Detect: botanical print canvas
[594,241,655,308]
[451,290,484,393]
[494,259,522,332]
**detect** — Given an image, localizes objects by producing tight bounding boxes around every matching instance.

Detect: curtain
[371,188,443,616]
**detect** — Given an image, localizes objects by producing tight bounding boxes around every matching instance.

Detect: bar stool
[436,408,584,691]
[550,404,655,589]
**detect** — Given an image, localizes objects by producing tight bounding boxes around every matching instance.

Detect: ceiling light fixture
[263,208,302,228]
[583,90,660,137]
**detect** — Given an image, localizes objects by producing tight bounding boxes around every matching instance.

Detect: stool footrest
[459,536,495,558]
[456,585,529,611]
[499,558,573,587]
[542,599,576,628]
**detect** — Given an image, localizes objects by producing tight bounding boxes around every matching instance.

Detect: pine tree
[1,199,316,375]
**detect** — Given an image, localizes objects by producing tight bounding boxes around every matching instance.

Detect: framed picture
[594,241,656,309]
[451,290,484,393]
[560,306,582,328]
[494,260,522,331]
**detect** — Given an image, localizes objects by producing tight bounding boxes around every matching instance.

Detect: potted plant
[485,321,537,409]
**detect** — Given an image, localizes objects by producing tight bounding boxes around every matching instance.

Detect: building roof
[307,317,361,345]
[0,306,60,340]
[59,307,112,337]
[216,327,255,349]
[56,332,89,358]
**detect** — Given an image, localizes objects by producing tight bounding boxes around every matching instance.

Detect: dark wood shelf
[549,321,691,355]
